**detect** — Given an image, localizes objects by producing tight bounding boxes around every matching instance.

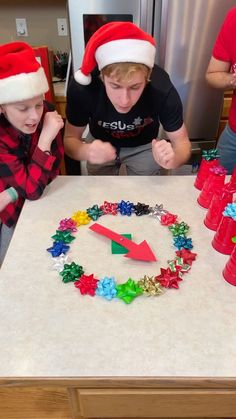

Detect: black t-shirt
[66,65,183,148]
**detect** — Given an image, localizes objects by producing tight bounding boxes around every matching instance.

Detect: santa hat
[0,41,49,104]
[75,21,156,85]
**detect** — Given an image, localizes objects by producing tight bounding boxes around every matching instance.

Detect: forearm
[206,71,234,91]
[64,122,117,164]
[159,123,191,169]
[64,136,91,161]
[171,140,191,168]
[0,150,57,200]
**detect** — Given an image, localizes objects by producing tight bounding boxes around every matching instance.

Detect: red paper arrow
[89,223,157,262]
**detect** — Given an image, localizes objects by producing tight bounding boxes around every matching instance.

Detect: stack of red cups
[194,150,236,286]
[194,149,220,190]
[223,236,236,286]
[204,166,236,231]
[197,165,227,209]
[212,203,236,255]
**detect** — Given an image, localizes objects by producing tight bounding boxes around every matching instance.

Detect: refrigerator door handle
[140,0,155,34]
[158,0,169,67]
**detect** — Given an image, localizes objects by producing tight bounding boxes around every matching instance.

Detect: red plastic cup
[197,166,226,209]
[212,216,236,255]
[223,244,236,286]
[194,158,219,190]
[204,187,233,231]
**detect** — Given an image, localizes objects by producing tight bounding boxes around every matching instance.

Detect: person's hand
[152,139,175,169]
[87,140,117,164]
[38,111,64,149]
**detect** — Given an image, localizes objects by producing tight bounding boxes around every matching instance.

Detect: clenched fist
[87,139,117,164]
[152,139,175,169]
[39,111,64,149]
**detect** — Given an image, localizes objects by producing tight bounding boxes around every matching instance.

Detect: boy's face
[0,95,44,134]
[103,70,146,114]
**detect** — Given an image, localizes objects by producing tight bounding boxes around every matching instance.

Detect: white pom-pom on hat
[74,69,92,85]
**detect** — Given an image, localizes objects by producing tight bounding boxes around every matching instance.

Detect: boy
[0,41,64,264]
[64,21,191,175]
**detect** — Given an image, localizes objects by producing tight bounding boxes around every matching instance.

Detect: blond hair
[101,62,151,83]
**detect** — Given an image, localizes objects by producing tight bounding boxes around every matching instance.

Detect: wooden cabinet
[53,82,67,173]
[217,91,233,138]
[0,386,72,419]
[1,379,236,419]
[54,81,66,119]
[55,94,66,119]
[77,388,236,418]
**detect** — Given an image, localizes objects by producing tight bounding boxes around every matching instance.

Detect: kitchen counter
[1,175,236,419]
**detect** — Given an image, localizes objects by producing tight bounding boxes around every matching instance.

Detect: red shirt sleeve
[213,7,236,63]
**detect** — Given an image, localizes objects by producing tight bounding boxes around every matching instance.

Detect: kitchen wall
[0,0,70,54]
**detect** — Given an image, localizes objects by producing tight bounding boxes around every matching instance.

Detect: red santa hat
[0,41,49,104]
[75,21,156,85]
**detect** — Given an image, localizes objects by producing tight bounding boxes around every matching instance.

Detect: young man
[64,21,191,175]
[206,7,236,175]
[0,41,64,264]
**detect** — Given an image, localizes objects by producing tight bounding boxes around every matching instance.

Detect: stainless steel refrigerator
[67,0,235,145]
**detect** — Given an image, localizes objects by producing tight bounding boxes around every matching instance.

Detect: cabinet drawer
[77,388,236,418]
[0,386,71,419]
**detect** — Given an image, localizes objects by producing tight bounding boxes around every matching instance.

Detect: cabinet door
[218,92,233,139]
[77,388,236,418]
[55,97,66,119]
[221,95,232,119]
[0,387,71,419]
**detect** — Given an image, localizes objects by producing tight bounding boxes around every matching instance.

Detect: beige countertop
[0,175,235,379]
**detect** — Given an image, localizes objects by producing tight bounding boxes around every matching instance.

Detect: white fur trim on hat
[95,39,156,70]
[74,69,92,86]
[0,67,48,104]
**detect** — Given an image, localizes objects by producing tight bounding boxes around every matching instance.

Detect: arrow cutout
[89,223,157,262]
